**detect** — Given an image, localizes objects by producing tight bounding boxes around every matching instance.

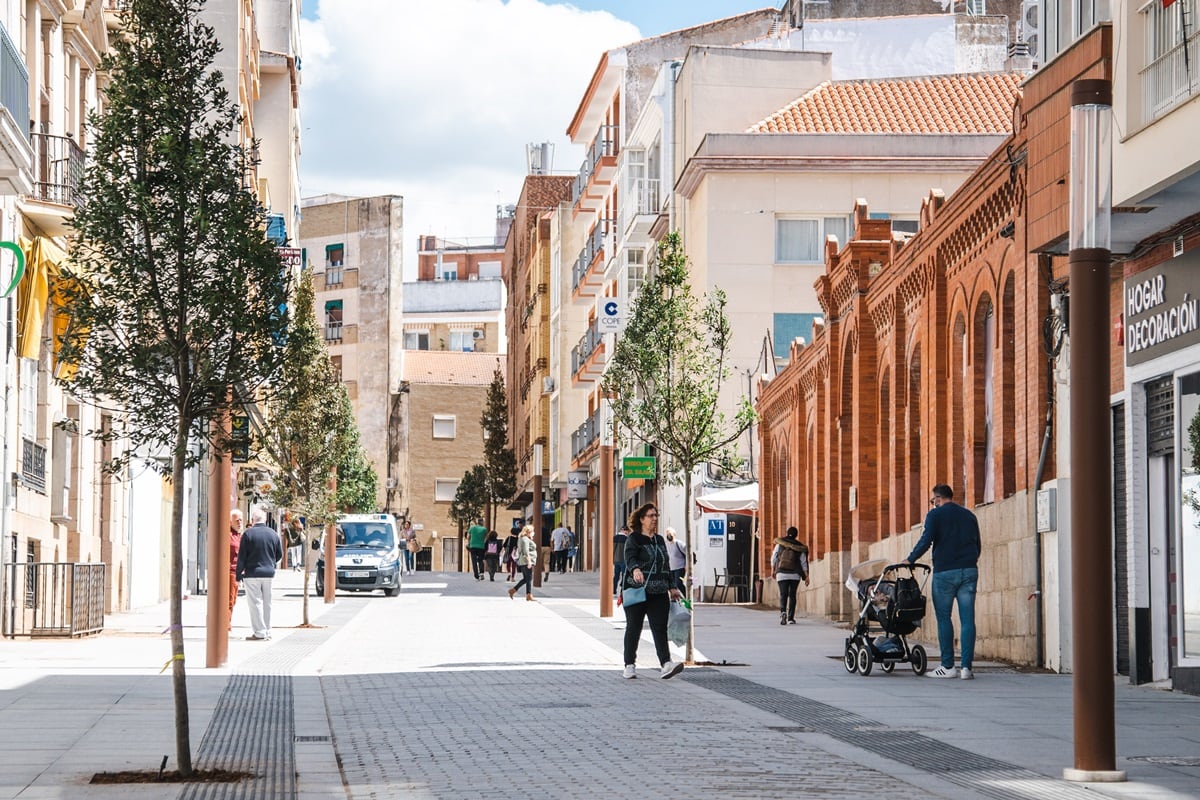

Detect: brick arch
[999,269,1017,497]
[837,344,856,552]
[971,291,996,505]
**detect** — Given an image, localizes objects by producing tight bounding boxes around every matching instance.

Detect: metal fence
[3,562,106,637]
[0,23,28,137]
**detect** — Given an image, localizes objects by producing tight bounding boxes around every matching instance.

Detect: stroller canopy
[844,558,890,594]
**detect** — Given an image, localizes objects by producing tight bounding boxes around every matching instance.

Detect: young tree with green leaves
[480,369,518,531]
[259,271,372,624]
[450,465,488,532]
[601,231,755,663]
[54,0,290,776]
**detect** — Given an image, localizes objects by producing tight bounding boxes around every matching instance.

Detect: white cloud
[299,0,639,269]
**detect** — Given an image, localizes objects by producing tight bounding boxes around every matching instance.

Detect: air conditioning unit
[543,376,556,393]
[472,329,485,340]
[1019,0,1040,65]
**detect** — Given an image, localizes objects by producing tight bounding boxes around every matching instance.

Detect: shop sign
[1126,253,1200,366]
[622,456,656,480]
[566,470,588,499]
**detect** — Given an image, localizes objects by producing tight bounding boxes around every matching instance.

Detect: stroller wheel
[844,640,859,674]
[881,661,895,673]
[856,642,874,676]
[911,644,928,676]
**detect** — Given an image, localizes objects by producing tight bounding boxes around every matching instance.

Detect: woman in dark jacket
[620,502,683,680]
[502,527,520,582]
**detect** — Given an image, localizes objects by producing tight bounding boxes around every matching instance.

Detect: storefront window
[1178,373,1200,659]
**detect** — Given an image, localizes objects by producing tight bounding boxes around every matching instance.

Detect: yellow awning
[15,236,65,360]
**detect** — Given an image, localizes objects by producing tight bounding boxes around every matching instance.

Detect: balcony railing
[571,407,602,460]
[324,320,343,341]
[2,562,106,637]
[1141,28,1200,124]
[0,24,29,134]
[621,178,661,232]
[21,438,46,493]
[571,324,603,375]
[30,132,85,206]
[571,219,613,293]
[571,124,619,205]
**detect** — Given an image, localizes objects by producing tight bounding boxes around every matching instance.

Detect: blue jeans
[931,567,978,670]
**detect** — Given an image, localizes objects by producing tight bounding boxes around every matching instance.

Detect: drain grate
[294,735,330,743]
[522,702,591,709]
[765,725,813,733]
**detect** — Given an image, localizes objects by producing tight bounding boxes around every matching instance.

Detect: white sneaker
[927,665,959,679]
[622,665,637,679]
[660,661,684,680]
[959,667,974,680]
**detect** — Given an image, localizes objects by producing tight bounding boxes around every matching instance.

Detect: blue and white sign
[707,518,725,537]
[598,299,621,332]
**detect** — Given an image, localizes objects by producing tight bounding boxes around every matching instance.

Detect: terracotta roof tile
[402,351,505,385]
[748,72,1023,135]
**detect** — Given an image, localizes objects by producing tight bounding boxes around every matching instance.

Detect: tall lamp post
[1064,77,1125,783]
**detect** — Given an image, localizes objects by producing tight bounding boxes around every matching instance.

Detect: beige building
[400,351,504,572]
[300,194,404,513]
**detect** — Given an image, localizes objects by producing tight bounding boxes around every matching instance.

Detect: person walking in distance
[484,530,502,581]
[664,527,688,595]
[467,518,488,580]
[236,507,282,641]
[612,525,629,595]
[906,484,982,679]
[227,509,244,631]
[620,503,684,680]
[771,526,809,625]
[503,526,520,582]
[550,521,569,574]
[508,525,538,601]
[402,520,418,575]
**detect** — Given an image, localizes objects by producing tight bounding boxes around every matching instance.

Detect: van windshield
[336,522,395,550]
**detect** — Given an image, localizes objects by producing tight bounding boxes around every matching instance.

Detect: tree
[55,0,289,777]
[335,425,379,514]
[450,465,488,532]
[258,271,361,625]
[479,369,517,531]
[601,231,754,663]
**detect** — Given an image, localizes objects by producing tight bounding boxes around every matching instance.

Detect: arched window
[879,368,891,537]
[973,295,995,504]
[908,346,923,527]
[951,314,967,494]
[1001,273,1016,497]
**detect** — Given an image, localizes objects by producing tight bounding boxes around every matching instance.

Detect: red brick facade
[756,92,1054,654]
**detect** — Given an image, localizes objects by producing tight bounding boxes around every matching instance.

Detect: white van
[315,513,402,596]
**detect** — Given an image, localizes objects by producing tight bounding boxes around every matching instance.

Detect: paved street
[1,568,1198,799]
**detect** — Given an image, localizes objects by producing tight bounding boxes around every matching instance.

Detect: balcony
[571,219,613,301]
[571,124,619,213]
[0,24,31,196]
[620,178,661,236]
[571,407,602,463]
[570,323,607,383]
[20,133,85,237]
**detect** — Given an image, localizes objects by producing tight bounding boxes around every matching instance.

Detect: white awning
[695,482,758,514]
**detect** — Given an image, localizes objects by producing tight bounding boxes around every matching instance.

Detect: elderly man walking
[236,507,282,641]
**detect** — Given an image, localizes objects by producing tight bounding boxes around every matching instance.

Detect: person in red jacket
[228,509,243,631]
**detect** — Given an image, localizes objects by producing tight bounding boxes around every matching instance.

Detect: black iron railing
[0,24,29,136]
[3,562,106,637]
[30,132,85,206]
[21,438,46,492]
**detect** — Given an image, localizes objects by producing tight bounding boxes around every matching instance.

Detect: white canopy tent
[694,482,759,514]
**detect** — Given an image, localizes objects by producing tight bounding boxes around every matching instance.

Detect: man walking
[236,507,282,641]
[906,484,982,679]
[550,522,569,574]
[467,518,488,580]
[612,525,629,595]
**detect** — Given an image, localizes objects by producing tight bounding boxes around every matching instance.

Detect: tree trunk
[170,417,193,776]
[684,479,695,665]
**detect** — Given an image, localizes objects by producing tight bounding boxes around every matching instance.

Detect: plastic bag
[667,601,691,646]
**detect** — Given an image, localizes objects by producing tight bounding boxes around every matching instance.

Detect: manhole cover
[765,725,813,733]
[1127,756,1200,767]
[295,735,331,743]
[522,702,591,710]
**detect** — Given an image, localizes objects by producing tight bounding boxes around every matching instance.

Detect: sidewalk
[0,567,1197,799]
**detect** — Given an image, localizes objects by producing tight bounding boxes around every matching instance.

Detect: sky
[297,0,772,275]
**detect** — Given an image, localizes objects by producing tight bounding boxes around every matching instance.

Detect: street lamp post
[1064,77,1125,783]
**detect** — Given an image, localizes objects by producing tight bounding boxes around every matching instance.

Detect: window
[776,217,849,263]
[449,330,474,352]
[404,330,429,350]
[441,261,459,281]
[1142,0,1198,121]
[773,313,823,357]
[331,355,343,380]
[326,243,344,267]
[966,0,986,14]
[324,300,343,341]
[625,248,646,298]
[434,478,459,502]
[1177,371,1200,660]
[478,260,501,280]
[433,415,456,439]
[20,358,36,438]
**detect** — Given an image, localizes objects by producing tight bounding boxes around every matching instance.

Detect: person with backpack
[483,530,502,581]
[771,526,810,626]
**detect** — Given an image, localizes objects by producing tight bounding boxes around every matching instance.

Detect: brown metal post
[206,410,231,668]
[1067,247,1122,779]
[324,472,338,604]
[532,472,543,588]
[599,441,614,618]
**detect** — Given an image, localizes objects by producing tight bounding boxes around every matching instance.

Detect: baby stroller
[843,559,931,676]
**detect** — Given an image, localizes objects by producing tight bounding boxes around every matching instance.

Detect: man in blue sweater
[906,484,982,680]
[236,507,282,641]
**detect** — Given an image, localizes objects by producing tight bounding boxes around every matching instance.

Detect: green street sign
[230,412,250,463]
[622,456,656,480]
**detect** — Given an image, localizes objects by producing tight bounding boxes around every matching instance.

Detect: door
[726,513,754,602]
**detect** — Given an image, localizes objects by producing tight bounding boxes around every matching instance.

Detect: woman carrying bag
[620,502,684,680]
[507,525,538,601]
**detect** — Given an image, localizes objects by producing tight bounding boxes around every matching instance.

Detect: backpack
[777,544,802,574]
[486,541,500,556]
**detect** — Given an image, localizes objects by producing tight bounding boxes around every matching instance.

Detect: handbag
[621,584,646,605]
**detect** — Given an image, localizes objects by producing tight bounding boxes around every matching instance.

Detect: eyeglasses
[928,498,938,506]
[644,512,659,518]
